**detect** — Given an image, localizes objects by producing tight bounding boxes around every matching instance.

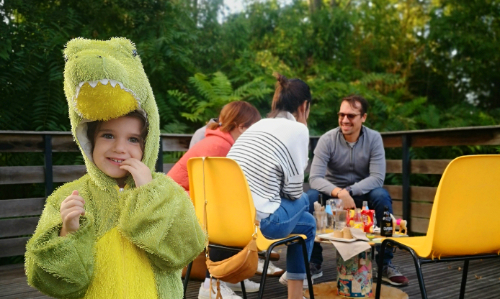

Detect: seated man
[306,95,409,286]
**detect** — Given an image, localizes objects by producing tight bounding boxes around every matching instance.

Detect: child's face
[92,116,144,182]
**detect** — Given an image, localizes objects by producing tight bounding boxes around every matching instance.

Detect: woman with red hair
[167,101,261,299]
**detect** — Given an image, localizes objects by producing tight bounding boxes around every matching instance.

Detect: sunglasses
[337,112,361,120]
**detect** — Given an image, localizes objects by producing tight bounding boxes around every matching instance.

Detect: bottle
[318,193,324,206]
[362,201,369,211]
[353,208,364,231]
[380,206,393,237]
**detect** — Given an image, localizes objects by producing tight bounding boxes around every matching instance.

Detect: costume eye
[132,49,138,57]
[64,55,68,62]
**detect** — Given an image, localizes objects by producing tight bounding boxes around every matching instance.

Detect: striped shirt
[227,112,309,220]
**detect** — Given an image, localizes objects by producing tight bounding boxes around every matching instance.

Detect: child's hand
[60,190,85,237]
[119,158,152,187]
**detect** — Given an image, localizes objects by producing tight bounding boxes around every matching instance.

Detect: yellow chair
[184,157,314,299]
[375,155,500,299]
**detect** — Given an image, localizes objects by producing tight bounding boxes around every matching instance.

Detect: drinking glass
[326,213,334,233]
[336,199,343,210]
[313,211,327,235]
[335,210,347,231]
[326,199,337,232]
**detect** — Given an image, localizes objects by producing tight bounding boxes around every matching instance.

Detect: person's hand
[119,158,153,187]
[338,189,356,209]
[60,190,85,237]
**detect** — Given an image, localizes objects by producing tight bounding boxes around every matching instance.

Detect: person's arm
[309,135,339,196]
[350,133,386,195]
[282,125,309,200]
[118,173,206,271]
[189,125,208,148]
[25,182,95,299]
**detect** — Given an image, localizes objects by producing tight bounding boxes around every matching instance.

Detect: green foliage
[422,0,500,109]
[1,0,499,136]
[168,71,271,129]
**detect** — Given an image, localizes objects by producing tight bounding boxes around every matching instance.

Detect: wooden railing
[1,125,500,258]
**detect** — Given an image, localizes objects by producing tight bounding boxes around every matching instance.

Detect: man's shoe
[198,282,243,299]
[278,271,312,288]
[382,264,409,286]
[225,279,260,293]
[309,262,323,280]
[256,259,285,276]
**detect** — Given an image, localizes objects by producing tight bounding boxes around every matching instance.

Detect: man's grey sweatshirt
[309,126,386,197]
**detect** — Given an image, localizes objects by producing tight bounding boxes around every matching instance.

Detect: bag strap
[201,157,210,256]
[202,158,218,299]
[209,276,223,299]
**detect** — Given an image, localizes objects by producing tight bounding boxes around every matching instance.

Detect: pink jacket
[167,128,234,192]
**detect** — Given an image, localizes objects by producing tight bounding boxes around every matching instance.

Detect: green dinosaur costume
[25,37,205,299]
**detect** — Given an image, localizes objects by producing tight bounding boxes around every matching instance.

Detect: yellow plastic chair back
[419,155,500,258]
[187,157,257,248]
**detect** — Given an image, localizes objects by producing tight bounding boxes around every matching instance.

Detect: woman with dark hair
[227,73,315,299]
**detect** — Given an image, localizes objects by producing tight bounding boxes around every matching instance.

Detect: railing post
[402,134,411,232]
[44,134,53,198]
[310,137,318,153]
[156,137,164,172]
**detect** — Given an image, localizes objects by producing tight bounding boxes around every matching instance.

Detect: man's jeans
[260,193,316,280]
[306,188,394,266]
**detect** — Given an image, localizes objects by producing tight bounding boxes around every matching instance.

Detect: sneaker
[198,282,243,299]
[278,271,312,288]
[225,279,260,293]
[256,259,285,276]
[309,262,323,280]
[382,264,409,286]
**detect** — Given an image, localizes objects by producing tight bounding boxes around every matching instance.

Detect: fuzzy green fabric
[25,37,205,299]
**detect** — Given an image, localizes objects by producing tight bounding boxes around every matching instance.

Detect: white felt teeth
[74,79,126,98]
[72,79,139,115]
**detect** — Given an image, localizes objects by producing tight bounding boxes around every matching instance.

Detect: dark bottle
[318,193,324,206]
[380,206,393,237]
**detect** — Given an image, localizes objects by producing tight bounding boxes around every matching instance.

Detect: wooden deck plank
[1,247,499,298]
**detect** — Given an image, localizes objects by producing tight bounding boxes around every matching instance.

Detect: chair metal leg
[376,239,428,299]
[409,248,428,299]
[300,237,315,299]
[257,243,276,299]
[240,279,247,299]
[257,236,314,299]
[183,261,193,299]
[459,260,469,299]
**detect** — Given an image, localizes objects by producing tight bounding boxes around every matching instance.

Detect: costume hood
[63,37,159,190]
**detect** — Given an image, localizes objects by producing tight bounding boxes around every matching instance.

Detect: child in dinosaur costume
[25,37,205,299]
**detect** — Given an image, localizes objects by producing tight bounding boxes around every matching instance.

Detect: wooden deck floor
[2,246,500,299]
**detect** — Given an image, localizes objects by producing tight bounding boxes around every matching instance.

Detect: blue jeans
[306,188,394,266]
[260,193,316,280]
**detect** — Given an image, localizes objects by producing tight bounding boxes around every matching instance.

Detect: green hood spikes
[63,37,160,190]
